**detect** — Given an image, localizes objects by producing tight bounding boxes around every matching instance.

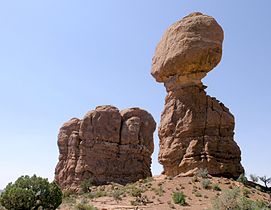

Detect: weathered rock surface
[151,12,223,91]
[152,12,244,177]
[55,105,156,191]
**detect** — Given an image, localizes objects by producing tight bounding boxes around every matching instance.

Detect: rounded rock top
[151,12,224,86]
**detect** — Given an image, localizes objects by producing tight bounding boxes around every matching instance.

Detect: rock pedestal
[55,105,156,191]
[151,12,244,177]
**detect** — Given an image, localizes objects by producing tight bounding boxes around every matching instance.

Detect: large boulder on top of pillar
[151,12,224,91]
[151,12,244,178]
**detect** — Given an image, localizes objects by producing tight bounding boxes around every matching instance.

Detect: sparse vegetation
[242,188,251,197]
[143,177,154,184]
[192,175,199,183]
[62,191,76,204]
[250,174,259,183]
[237,173,248,184]
[80,179,92,193]
[75,203,98,210]
[196,168,209,178]
[130,187,142,197]
[212,184,221,191]
[201,178,211,189]
[59,176,270,210]
[112,190,123,201]
[154,185,165,197]
[194,191,202,197]
[211,187,270,210]
[130,195,150,206]
[0,175,62,210]
[172,192,186,206]
[258,175,271,188]
[123,183,144,197]
[86,190,107,199]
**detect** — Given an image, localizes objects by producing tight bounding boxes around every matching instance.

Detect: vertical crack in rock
[55,105,156,191]
[151,12,244,178]
[202,93,209,161]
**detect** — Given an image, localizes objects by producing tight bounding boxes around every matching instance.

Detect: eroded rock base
[158,86,244,177]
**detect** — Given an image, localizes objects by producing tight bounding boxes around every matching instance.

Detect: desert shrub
[196,168,208,178]
[212,187,240,210]
[212,184,221,191]
[130,187,142,197]
[201,178,211,189]
[62,195,76,204]
[143,177,153,183]
[112,190,123,201]
[154,185,164,197]
[75,203,98,210]
[0,175,62,210]
[124,184,144,197]
[238,196,270,210]
[62,189,74,198]
[242,188,251,197]
[237,173,248,184]
[130,195,150,206]
[80,179,92,193]
[211,187,270,210]
[254,199,270,209]
[172,192,186,206]
[87,191,107,199]
[250,174,258,183]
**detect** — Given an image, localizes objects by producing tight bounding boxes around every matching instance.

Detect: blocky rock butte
[55,105,156,191]
[151,12,244,177]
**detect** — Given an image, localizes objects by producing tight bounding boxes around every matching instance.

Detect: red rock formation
[151,12,244,177]
[55,106,156,191]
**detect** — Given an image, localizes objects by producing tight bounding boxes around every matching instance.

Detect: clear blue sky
[0,1,270,189]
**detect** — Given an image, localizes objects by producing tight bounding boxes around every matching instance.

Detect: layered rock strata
[151,12,244,177]
[55,105,156,191]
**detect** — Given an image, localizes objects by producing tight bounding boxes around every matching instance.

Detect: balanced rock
[152,12,244,177]
[55,105,156,191]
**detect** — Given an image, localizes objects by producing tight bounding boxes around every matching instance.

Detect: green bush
[131,187,142,197]
[212,184,221,191]
[80,179,92,193]
[237,173,248,184]
[0,175,62,210]
[172,192,186,206]
[112,190,123,201]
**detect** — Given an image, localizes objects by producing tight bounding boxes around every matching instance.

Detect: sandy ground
[59,175,271,210]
